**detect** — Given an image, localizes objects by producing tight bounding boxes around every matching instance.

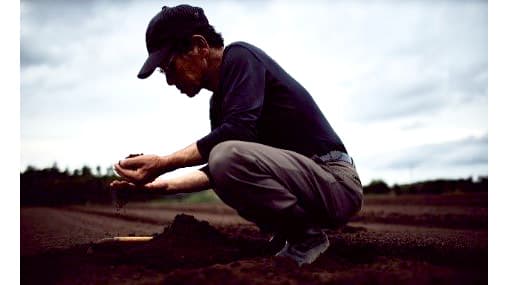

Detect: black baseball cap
[137,5,210,79]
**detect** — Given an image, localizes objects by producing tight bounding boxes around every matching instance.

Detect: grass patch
[142,190,221,205]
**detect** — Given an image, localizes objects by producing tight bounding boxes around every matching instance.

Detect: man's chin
[185,88,200,97]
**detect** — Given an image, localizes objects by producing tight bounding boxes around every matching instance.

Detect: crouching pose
[112,4,363,266]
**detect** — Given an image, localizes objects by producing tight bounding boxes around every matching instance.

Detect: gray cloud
[20,42,63,67]
[346,69,446,122]
[21,1,85,67]
[342,0,487,123]
[20,0,130,68]
[347,59,487,123]
[449,62,488,103]
[380,81,442,119]
[380,134,488,170]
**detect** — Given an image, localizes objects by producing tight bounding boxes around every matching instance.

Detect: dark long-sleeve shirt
[196,42,347,161]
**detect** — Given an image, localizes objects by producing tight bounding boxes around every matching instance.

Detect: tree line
[364,176,488,195]
[20,164,158,206]
[20,164,488,206]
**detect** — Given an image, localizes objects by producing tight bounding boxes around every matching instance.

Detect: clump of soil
[155,213,228,243]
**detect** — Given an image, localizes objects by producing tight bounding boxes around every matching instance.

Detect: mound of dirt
[95,214,266,270]
[155,213,228,243]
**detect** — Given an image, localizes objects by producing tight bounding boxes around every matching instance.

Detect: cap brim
[137,46,172,79]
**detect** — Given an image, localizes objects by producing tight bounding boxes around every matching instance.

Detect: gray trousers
[208,141,363,233]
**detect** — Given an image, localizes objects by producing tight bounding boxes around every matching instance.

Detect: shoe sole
[275,236,330,266]
[298,237,330,266]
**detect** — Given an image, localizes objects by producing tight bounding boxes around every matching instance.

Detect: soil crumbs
[21,214,486,285]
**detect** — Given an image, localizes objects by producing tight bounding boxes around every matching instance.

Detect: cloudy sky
[20,0,487,185]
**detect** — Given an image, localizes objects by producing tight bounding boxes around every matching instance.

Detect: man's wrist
[157,155,174,175]
[157,143,203,176]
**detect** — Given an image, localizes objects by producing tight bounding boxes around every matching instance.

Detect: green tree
[81,165,92,177]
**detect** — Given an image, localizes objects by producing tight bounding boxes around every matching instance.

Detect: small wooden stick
[87,236,153,254]
[94,236,153,244]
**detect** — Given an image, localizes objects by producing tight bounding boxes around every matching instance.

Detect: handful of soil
[111,153,144,210]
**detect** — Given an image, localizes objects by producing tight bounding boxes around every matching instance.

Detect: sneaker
[275,228,330,266]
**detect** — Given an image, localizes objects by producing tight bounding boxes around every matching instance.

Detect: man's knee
[208,140,251,185]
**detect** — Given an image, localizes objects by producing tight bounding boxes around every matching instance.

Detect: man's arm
[110,168,211,194]
[159,142,206,173]
[114,142,205,184]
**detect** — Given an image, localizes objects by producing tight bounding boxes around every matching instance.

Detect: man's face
[159,47,206,97]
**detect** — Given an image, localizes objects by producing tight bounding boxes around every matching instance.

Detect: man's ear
[191,35,209,56]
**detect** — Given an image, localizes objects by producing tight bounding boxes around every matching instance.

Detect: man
[111,4,363,266]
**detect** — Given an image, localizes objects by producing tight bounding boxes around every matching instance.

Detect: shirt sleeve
[196,46,266,160]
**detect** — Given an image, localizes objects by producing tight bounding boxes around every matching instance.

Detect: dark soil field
[20,192,487,284]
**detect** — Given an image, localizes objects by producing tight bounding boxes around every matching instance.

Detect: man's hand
[109,179,170,192]
[114,143,204,185]
[109,179,170,209]
[114,154,165,185]
[109,168,211,209]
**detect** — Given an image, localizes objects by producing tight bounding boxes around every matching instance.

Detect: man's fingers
[110,179,166,193]
[144,180,169,191]
[114,163,139,181]
[119,156,144,169]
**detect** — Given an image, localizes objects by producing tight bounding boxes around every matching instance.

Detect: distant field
[21,192,487,284]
